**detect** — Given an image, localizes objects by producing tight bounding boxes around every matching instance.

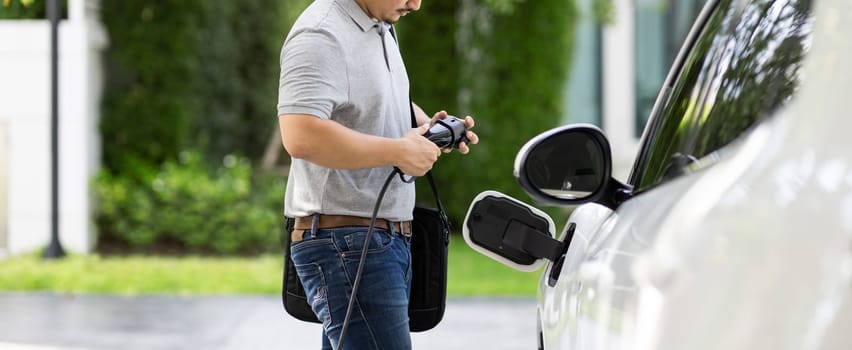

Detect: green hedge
[95,151,286,255]
[99,1,289,179]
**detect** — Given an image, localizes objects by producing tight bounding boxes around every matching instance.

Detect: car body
[462,0,852,349]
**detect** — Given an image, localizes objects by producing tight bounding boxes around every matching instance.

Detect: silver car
[463,0,852,349]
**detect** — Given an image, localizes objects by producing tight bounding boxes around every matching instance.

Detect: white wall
[0,0,106,256]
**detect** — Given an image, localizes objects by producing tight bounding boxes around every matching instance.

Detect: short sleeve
[277,29,348,119]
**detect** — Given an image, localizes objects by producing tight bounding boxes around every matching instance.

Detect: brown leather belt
[291,214,412,242]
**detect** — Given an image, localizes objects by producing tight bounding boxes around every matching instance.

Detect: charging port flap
[463,191,558,272]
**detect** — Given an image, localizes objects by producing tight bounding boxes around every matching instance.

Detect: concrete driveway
[0,293,537,349]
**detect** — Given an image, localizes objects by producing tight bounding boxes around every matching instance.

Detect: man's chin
[386,10,411,23]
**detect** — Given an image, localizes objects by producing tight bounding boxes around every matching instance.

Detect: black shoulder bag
[407,174,451,331]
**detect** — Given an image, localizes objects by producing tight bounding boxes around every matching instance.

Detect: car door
[538,0,816,349]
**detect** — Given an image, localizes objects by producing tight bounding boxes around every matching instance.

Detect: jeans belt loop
[310,213,320,239]
[385,219,395,236]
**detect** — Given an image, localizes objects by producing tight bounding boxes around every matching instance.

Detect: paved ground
[0,293,537,349]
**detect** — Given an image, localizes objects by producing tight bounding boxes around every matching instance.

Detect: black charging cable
[336,168,402,348]
[336,116,468,348]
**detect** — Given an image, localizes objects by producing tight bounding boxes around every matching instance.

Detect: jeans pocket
[290,232,333,252]
[341,228,393,258]
[294,263,332,329]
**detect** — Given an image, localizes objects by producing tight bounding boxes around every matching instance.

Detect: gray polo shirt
[277,0,415,221]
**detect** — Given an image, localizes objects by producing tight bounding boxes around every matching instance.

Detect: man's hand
[429,111,479,154]
[395,124,441,176]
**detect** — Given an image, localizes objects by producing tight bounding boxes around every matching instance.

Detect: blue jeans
[290,225,412,350]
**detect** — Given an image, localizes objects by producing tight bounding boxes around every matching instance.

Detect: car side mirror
[463,191,562,272]
[514,124,631,209]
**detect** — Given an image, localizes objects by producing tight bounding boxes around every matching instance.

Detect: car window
[631,0,814,191]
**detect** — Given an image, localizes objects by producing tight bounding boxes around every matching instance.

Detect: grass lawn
[0,235,541,296]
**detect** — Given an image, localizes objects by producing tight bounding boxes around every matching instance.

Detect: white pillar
[58,0,107,254]
[602,0,639,180]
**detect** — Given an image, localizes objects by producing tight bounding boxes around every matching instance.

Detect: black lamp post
[43,0,65,259]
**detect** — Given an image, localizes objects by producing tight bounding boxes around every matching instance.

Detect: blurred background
[0,0,704,302]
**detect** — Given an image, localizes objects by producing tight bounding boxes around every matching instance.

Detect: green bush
[95,151,286,255]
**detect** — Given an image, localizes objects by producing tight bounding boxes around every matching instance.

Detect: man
[277,0,478,348]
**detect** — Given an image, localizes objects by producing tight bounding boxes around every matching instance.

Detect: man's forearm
[279,114,400,169]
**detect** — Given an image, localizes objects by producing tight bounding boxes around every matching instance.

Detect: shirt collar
[337,0,380,32]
